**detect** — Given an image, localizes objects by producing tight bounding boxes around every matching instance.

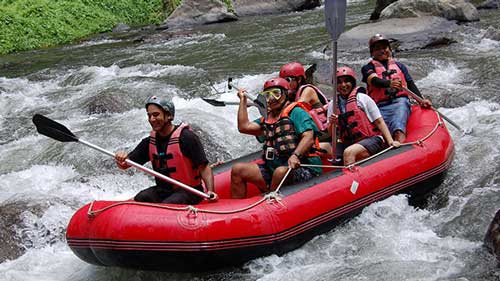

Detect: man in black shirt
[115,96,217,204]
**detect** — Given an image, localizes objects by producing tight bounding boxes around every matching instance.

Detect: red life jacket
[367,59,408,104]
[338,87,380,144]
[295,84,329,131]
[148,123,201,189]
[261,102,321,160]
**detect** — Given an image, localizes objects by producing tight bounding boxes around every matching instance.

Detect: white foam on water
[63,39,123,50]
[144,33,227,49]
[15,203,75,250]
[461,31,500,54]
[247,195,481,281]
[0,77,57,114]
[0,242,89,281]
[0,165,78,204]
[58,172,153,202]
[417,60,473,90]
[76,63,199,83]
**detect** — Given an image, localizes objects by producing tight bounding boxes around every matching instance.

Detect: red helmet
[369,33,390,52]
[263,77,289,91]
[279,62,306,80]
[336,67,356,80]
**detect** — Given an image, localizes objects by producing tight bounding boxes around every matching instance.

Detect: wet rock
[425,89,474,108]
[484,26,500,41]
[0,201,49,263]
[484,209,500,263]
[165,0,238,28]
[86,92,130,115]
[340,16,459,52]
[112,23,131,33]
[421,36,457,49]
[189,123,232,162]
[477,0,499,9]
[370,0,398,20]
[380,0,480,22]
[141,29,198,44]
[233,0,320,16]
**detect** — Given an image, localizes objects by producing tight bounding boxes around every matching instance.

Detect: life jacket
[367,59,408,104]
[295,84,329,131]
[338,87,380,144]
[148,123,201,189]
[261,102,321,161]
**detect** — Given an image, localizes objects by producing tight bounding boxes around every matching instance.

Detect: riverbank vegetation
[0,0,165,54]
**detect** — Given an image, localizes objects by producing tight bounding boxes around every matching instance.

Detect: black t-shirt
[128,125,209,169]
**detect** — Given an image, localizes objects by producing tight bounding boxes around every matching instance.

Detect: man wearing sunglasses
[230,78,323,199]
[279,62,331,156]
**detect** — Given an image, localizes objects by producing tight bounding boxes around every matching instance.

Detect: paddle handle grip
[78,139,210,199]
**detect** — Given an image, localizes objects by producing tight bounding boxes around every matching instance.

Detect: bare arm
[296,86,319,105]
[199,163,217,201]
[237,89,263,135]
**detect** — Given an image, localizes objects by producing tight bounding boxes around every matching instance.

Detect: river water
[1,0,500,280]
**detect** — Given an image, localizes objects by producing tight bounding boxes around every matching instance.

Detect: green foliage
[0,0,165,54]
[165,0,183,16]
[223,0,234,13]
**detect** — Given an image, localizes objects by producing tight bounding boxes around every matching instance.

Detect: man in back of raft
[230,78,323,198]
[362,33,432,142]
[115,96,217,204]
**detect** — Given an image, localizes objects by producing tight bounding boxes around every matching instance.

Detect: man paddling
[115,96,217,204]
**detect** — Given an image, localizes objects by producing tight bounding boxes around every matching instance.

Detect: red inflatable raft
[66,105,454,271]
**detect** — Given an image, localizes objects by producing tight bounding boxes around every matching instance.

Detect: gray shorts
[357,135,387,155]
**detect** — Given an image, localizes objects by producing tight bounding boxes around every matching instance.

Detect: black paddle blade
[32,114,79,143]
[202,98,227,107]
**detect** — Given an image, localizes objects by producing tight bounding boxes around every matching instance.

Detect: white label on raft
[350,181,359,194]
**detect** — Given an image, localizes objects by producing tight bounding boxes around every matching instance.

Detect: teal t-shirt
[255,107,323,175]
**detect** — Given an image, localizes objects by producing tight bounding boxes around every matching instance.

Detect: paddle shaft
[228,80,268,119]
[78,139,210,199]
[403,87,465,133]
[331,40,338,158]
[324,0,347,159]
[202,98,253,107]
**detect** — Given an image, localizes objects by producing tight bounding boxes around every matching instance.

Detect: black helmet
[145,96,175,117]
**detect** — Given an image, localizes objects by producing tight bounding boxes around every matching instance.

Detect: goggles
[261,88,283,100]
